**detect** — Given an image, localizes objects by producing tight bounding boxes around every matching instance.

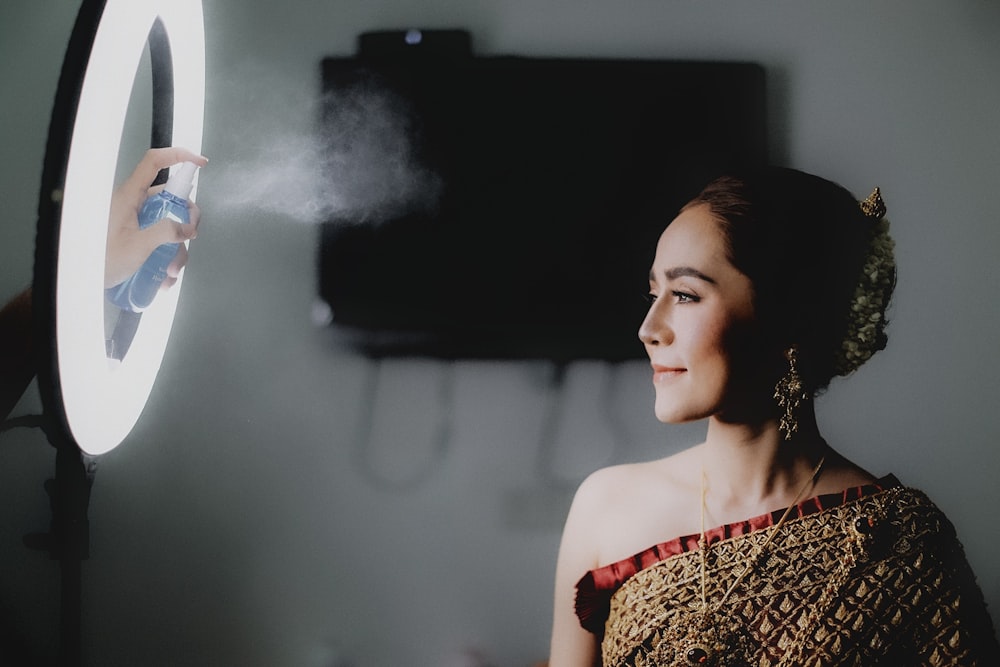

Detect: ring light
[35,0,205,456]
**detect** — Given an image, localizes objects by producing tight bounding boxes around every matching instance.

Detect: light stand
[27,0,204,663]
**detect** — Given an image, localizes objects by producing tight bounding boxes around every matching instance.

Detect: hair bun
[834,190,896,376]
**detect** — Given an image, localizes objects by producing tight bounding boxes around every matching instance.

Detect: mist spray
[106,161,199,312]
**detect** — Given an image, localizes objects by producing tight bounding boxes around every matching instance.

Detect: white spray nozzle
[163,161,199,200]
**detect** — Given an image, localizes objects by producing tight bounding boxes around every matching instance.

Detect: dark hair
[683,167,895,393]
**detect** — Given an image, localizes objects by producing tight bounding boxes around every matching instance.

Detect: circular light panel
[55,0,204,455]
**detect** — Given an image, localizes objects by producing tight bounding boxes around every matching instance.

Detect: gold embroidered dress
[575,477,999,666]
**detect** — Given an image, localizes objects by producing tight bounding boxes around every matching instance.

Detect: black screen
[317,43,766,361]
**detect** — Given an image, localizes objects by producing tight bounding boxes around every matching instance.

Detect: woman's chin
[652,403,711,425]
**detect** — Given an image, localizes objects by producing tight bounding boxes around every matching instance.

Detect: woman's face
[638,203,758,424]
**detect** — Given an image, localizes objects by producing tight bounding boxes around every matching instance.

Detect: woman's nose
[638,300,672,346]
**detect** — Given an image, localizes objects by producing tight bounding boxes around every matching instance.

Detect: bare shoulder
[571,450,692,518]
[571,460,659,509]
[549,461,683,666]
[814,447,879,495]
[566,446,704,567]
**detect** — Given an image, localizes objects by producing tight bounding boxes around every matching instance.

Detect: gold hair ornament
[859,187,887,220]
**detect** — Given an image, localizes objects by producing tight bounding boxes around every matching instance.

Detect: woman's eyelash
[672,291,700,303]
[643,291,700,304]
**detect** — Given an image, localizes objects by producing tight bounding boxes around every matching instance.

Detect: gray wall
[1,1,998,665]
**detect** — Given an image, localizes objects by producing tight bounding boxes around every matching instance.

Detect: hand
[105,147,208,288]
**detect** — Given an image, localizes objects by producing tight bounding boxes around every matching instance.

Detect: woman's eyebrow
[649,266,718,284]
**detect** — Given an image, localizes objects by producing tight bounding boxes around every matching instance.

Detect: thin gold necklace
[686,455,827,666]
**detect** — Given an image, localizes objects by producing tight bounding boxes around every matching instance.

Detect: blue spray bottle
[106,161,199,312]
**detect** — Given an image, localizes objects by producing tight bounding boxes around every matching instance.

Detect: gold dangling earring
[774,345,809,440]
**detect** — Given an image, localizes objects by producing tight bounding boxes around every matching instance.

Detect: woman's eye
[672,291,700,304]
[643,292,658,304]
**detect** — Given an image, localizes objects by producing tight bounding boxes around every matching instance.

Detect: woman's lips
[652,365,686,382]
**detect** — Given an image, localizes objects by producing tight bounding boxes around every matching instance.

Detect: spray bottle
[106,161,199,312]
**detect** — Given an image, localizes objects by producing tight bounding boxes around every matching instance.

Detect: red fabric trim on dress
[574,474,901,635]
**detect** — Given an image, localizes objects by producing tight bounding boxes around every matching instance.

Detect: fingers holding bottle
[105,150,207,310]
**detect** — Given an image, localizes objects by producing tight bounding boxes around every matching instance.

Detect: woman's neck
[698,405,827,519]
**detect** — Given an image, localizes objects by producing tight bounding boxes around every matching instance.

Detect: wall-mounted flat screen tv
[317,31,767,362]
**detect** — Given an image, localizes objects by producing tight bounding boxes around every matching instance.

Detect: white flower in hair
[835,188,895,376]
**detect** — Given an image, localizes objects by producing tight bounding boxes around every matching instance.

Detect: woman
[549,168,998,666]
